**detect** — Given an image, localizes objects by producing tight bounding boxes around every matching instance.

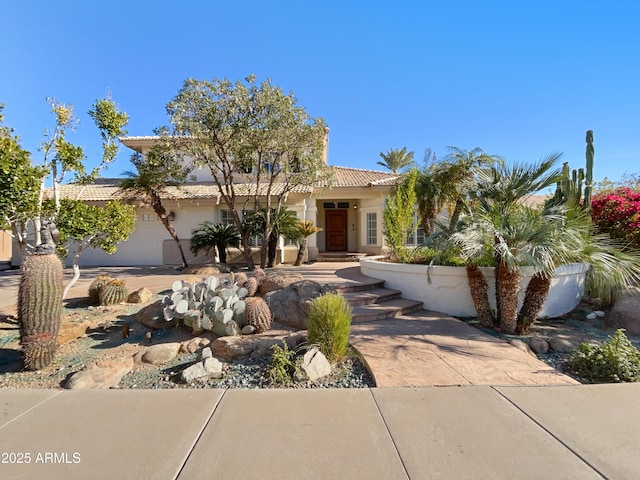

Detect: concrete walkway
[1,384,639,479]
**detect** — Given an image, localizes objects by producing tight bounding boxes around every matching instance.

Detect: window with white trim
[406,213,425,246]
[366,212,377,245]
[220,209,234,225]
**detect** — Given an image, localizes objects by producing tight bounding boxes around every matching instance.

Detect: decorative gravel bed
[119,353,375,390]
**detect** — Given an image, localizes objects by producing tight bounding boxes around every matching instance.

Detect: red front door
[326,210,347,251]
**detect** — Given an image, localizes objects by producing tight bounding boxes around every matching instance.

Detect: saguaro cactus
[584,130,594,213]
[18,252,64,370]
[550,130,595,213]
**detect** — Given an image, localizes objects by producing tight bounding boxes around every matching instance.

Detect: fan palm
[377,147,415,174]
[190,222,240,264]
[451,156,563,334]
[120,146,192,269]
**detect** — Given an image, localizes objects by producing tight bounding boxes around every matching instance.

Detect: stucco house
[43,135,402,267]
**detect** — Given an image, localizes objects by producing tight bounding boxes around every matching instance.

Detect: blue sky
[2,0,639,183]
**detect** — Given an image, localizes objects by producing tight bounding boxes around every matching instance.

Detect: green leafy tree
[377,147,415,173]
[190,222,241,264]
[165,75,331,270]
[120,138,193,268]
[53,198,136,299]
[383,168,418,262]
[0,105,46,258]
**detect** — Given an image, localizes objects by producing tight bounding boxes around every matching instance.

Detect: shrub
[308,294,352,362]
[267,342,300,385]
[567,329,640,383]
[592,187,640,249]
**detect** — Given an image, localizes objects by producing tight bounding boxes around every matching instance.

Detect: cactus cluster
[88,275,128,306]
[162,276,248,336]
[550,130,595,212]
[98,278,128,306]
[244,296,272,333]
[230,269,264,297]
[88,275,113,304]
[18,253,64,371]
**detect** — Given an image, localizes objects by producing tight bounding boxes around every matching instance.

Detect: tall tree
[165,75,331,269]
[0,105,46,258]
[377,147,415,173]
[383,168,419,263]
[120,139,193,269]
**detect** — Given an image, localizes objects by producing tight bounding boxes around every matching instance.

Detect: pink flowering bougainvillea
[591,187,640,249]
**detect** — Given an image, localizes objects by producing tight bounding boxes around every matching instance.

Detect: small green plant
[267,342,300,385]
[567,329,640,383]
[308,293,352,362]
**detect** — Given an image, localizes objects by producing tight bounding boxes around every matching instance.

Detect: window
[366,212,377,246]
[220,209,234,225]
[141,214,157,222]
[406,213,425,246]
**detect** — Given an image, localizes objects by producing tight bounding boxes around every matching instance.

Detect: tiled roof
[330,166,398,187]
[53,167,398,202]
[52,179,221,202]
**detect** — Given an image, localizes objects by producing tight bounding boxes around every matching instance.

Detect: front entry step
[352,299,424,322]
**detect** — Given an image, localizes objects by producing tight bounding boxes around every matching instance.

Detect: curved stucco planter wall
[360,257,590,318]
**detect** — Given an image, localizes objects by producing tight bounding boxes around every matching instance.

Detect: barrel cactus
[243,276,259,297]
[18,253,64,371]
[88,275,113,305]
[99,278,128,306]
[244,296,272,333]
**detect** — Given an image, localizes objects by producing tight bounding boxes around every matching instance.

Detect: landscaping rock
[127,287,153,304]
[181,357,223,383]
[301,347,331,381]
[549,337,576,353]
[528,337,550,354]
[65,357,133,389]
[508,339,536,357]
[586,312,597,320]
[605,287,640,335]
[137,301,178,329]
[241,325,256,335]
[265,280,336,329]
[212,332,307,360]
[57,320,92,345]
[211,336,254,360]
[179,337,211,354]
[139,342,181,365]
[259,271,305,294]
[200,346,213,361]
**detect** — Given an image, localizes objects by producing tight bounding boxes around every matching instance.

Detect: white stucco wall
[360,257,589,318]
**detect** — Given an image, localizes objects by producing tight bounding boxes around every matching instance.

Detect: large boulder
[127,287,154,304]
[136,301,178,329]
[259,271,305,295]
[65,357,133,389]
[264,280,336,330]
[605,287,640,335]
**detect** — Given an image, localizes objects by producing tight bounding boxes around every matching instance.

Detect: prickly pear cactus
[88,275,113,305]
[17,253,64,371]
[244,296,272,333]
[99,279,128,306]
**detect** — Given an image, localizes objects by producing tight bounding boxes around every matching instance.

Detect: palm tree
[190,222,241,264]
[120,144,192,269]
[294,220,322,266]
[452,155,563,334]
[377,147,415,174]
[246,207,301,268]
[416,147,495,236]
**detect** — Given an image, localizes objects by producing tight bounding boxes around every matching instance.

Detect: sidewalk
[1,384,638,479]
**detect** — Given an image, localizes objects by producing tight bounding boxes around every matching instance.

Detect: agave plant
[161,275,248,336]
